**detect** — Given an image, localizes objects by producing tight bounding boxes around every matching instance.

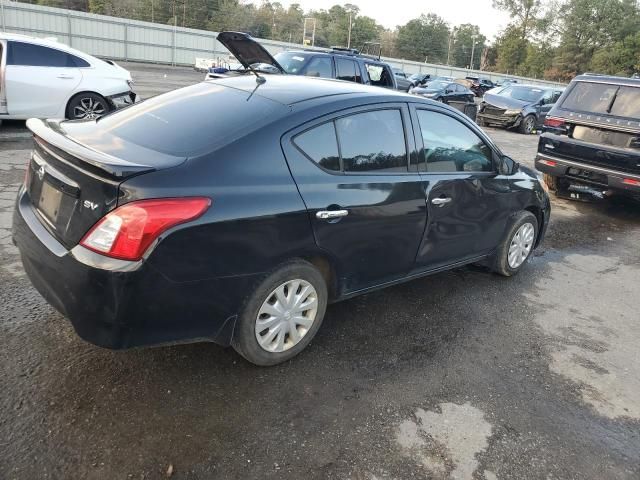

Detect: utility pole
[347,13,352,48]
[447,28,456,65]
[470,35,477,70]
[151,0,154,23]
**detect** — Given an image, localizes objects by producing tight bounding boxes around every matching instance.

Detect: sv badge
[83,200,99,211]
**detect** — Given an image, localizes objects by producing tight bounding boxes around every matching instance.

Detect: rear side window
[609,86,640,118]
[337,110,407,173]
[293,123,340,171]
[336,58,358,82]
[417,110,493,173]
[293,109,408,173]
[303,56,333,78]
[7,41,82,67]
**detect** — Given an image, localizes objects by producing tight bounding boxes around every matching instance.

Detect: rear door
[5,41,82,117]
[282,103,427,294]
[410,105,514,269]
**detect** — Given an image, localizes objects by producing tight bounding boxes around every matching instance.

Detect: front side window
[293,109,408,174]
[302,56,333,78]
[417,110,493,173]
[336,110,407,173]
[7,41,77,67]
[366,63,393,87]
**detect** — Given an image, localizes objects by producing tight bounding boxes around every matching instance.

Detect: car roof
[282,48,387,64]
[0,32,96,61]
[574,74,640,87]
[211,74,407,105]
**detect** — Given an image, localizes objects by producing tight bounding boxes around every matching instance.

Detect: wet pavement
[1,63,639,480]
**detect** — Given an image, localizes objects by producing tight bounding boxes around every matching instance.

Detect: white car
[0,33,135,121]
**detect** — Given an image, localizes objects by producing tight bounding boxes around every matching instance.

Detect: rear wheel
[233,260,328,366]
[492,211,538,277]
[519,114,536,134]
[66,93,110,120]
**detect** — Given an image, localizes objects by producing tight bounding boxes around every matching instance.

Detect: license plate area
[38,181,64,224]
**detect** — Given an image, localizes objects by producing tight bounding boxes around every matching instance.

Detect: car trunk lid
[541,119,640,175]
[25,118,186,248]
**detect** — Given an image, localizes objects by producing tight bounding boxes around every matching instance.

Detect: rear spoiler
[27,118,156,178]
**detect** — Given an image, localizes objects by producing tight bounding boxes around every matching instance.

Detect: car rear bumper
[535,152,640,193]
[12,188,257,350]
[477,112,521,128]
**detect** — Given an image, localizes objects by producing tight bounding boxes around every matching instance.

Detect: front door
[282,104,427,294]
[0,40,7,114]
[5,41,82,118]
[410,106,514,270]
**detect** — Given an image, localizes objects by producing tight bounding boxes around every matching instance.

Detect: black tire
[477,117,486,127]
[232,260,328,366]
[492,211,538,277]
[543,173,558,192]
[519,114,536,134]
[66,92,110,120]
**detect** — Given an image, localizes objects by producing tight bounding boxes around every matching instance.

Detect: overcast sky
[278,0,513,41]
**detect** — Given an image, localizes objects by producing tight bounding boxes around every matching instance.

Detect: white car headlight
[504,109,522,115]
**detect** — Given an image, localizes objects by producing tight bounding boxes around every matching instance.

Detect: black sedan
[13,74,550,366]
[410,80,474,104]
[477,84,564,134]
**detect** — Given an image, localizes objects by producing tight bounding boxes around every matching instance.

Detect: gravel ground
[1,63,639,480]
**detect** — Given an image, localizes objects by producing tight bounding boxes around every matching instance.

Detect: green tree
[395,14,449,63]
[450,24,486,69]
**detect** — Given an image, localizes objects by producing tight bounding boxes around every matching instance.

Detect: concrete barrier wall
[0,1,565,87]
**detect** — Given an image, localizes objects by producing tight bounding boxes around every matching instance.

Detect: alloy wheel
[255,279,318,353]
[523,116,535,133]
[508,222,535,269]
[73,97,106,119]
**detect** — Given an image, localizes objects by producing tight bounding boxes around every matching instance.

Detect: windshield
[498,85,545,103]
[561,82,640,118]
[426,81,449,90]
[274,52,311,74]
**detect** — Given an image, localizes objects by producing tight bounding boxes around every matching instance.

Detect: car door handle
[316,210,349,220]
[431,197,452,206]
[57,74,75,79]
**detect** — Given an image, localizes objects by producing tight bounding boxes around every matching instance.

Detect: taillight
[622,178,640,186]
[80,197,211,261]
[544,117,566,128]
[538,159,557,167]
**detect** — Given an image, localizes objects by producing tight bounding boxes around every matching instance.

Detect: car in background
[13,74,549,366]
[495,78,518,87]
[392,68,413,91]
[466,76,495,97]
[477,84,564,134]
[536,74,640,201]
[0,33,135,121]
[216,32,398,91]
[410,80,474,104]
[408,72,431,87]
[428,76,455,85]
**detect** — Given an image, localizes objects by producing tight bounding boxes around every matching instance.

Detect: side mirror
[499,155,519,175]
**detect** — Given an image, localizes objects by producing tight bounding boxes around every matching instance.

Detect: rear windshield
[561,81,640,118]
[96,82,282,157]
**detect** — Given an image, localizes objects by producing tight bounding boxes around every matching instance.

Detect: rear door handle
[57,74,74,79]
[316,209,349,220]
[431,197,452,206]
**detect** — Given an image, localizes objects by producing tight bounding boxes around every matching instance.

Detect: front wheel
[492,211,538,277]
[233,260,328,366]
[66,93,110,120]
[519,114,536,134]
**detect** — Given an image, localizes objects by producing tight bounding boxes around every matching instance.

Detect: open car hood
[217,32,285,74]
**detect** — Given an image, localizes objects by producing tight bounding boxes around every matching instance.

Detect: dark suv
[536,75,640,200]
[217,32,398,91]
